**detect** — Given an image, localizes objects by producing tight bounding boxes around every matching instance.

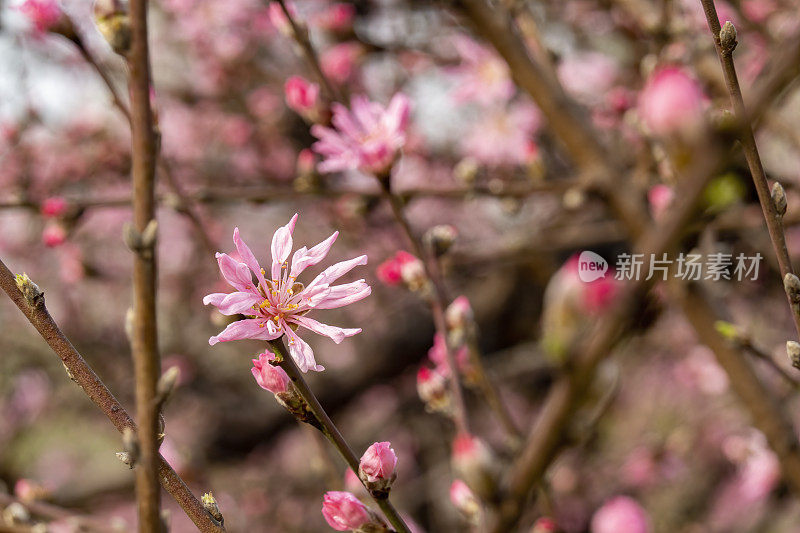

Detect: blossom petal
[233,227,266,287]
[271,213,299,279]
[216,253,256,292]
[202,293,228,307]
[213,292,261,315]
[283,321,324,372]
[306,255,368,292]
[290,231,338,278]
[291,315,361,344]
[314,281,372,309]
[209,318,281,345]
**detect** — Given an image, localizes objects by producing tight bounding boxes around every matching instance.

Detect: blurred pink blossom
[638,67,705,136]
[450,36,514,105]
[376,251,420,286]
[312,93,410,175]
[321,42,363,84]
[284,76,321,120]
[313,3,355,32]
[557,52,619,103]
[251,349,291,394]
[41,197,67,218]
[321,491,372,531]
[591,496,650,533]
[359,441,398,483]
[42,224,66,247]
[461,102,541,167]
[427,333,469,377]
[19,0,62,33]
[449,479,480,519]
[204,216,370,372]
[445,296,473,330]
[648,185,674,221]
[416,366,448,410]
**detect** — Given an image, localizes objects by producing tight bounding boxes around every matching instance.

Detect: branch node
[123,219,158,256]
[772,182,788,218]
[719,21,738,54]
[788,341,800,370]
[116,451,136,469]
[122,427,140,466]
[155,366,180,408]
[201,492,224,526]
[14,273,43,307]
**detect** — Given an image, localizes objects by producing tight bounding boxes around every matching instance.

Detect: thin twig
[0,258,225,532]
[699,0,800,338]
[268,338,412,533]
[126,0,162,526]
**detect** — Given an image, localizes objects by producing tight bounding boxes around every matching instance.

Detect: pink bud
[285,76,320,117]
[449,479,479,518]
[532,517,558,532]
[321,42,362,84]
[445,296,473,330]
[18,0,63,33]
[376,251,420,286]
[315,3,355,32]
[297,148,316,175]
[591,496,650,533]
[321,491,372,531]
[251,351,290,394]
[42,224,66,247]
[41,197,68,218]
[359,441,397,483]
[638,67,705,136]
[416,366,448,408]
[267,2,293,36]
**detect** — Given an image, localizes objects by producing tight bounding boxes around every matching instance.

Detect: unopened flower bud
[532,517,558,532]
[784,273,800,305]
[19,0,77,41]
[285,76,321,122]
[42,223,67,247]
[321,491,385,532]
[451,433,497,500]
[424,225,458,257]
[116,451,135,469]
[359,442,398,495]
[416,366,450,414]
[15,273,43,307]
[787,341,800,370]
[449,480,480,524]
[719,21,738,54]
[772,182,787,218]
[202,492,224,524]
[156,366,180,407]
[446,296,474,331]
[591,496,650,533]
[251,351,290,394]
[94,0,131,56]
[41,197,68,218]
[122,427,139,465]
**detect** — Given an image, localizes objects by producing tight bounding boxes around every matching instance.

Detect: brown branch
[699,1,800,339]
[673,282,800,493]
[268,338,412,533]
[126,0,162,527]
[0,259,224,532]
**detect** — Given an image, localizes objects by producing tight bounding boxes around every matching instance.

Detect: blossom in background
[461,102,541,167]
[376,251,422,287]
[321,491,374,531]
[204,215,371,372]
[557,51,619,104]
[42,224,66,247]
[427,333,470,378]
[416,366,450,413]
[359,441,398,484]
[19,0,63,33]
[449,479,480,523]
[591,496,650,533]
[251,349,290,394]
[284,76,321,121]
[312,3,355,32]
[452,433,496,499]
[311,93,410,175]
[41,197,67,218]
[445,296,473,331]
[449,36,515,105]
[648,184,675,221]
[321,42,363,84]
[638,67,705,136]
[267,1,294,36]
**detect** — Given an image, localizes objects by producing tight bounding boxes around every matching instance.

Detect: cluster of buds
[451,433,499,501]
[321,491,388,532]
[251,351,321,429]
[376,251,427,292]
[358,442,397,497]
[416,366,451,415]
[93,0,131,56]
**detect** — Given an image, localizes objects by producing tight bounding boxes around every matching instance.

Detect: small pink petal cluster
[648,184,675,221]
[19,0,62,33]
[638,67,705,136]
[359,441,397,483]
[449,479,480,519]
[41,197,67,218]
[445,295,473,331]
[42,224,66,247]
[590,496,651,533]
[561,255,619,315]
[321,491,373,531]
[204,214,371,372]
[320,42,363,84]
[376,251,423,286]
[284,76,321,120]
[450,36,515,105]
[311,93,411,176]
[416,366,449,412]
[461,102,541,167]
[251,349,290,394]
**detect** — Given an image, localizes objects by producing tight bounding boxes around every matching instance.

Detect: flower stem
[268,338,412,533]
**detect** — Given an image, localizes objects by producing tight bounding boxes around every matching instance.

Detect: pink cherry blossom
[42,224,66,247]
[313,3,355,32]
[251,349,290,394]
[19,0,62,33]
[445,295,473,330]
[461,102,541,167]
[450,36,515,105]
[648,184,674,221]
[204,215,371,372]
[427,333,469,377]
[416,366,448,409]
[267,1,294,36]
[557,52,619,103]
[321,491,372,531]
[41,197,67,218]
[297,148,316,175]
[320,42,363,84]
[311,93,410,175]
[359,441,397,482]
[638,67,705,136]
[376,251,420,285]
[284,76,320,119]
[591,496,651,533]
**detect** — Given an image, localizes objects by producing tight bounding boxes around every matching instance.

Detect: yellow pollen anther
[259,300,271,309]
